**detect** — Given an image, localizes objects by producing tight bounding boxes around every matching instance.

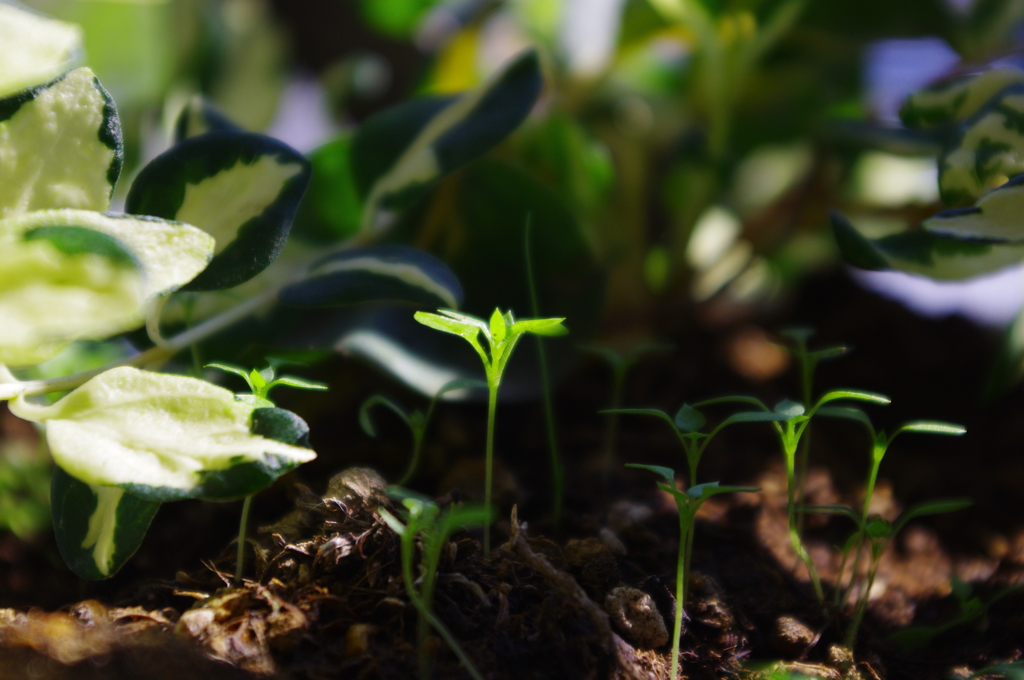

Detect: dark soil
[2,268,1024,680]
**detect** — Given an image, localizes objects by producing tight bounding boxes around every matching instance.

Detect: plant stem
[602,363,627,483]
[235,495,253,583]
[671,510,691,680]
[484,380,498,556]
[397,430,425,488]
[784,437,824,600]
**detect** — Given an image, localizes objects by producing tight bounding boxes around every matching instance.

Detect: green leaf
[489,308,508,343]
[173,96,241,142]
[894,498,973,533]
[688,481,760,499]
[625,463,676,484]
[378,507,408,535]
[940,83,1024,205]
[125,131,311,291]
[8,367,315,501]
[360,394,412,437]
[234,394,275,408]
[866,516,893,538]
[774,399,806,417]
[357,51,543,233]
[205,362,257,393]
[2,209,214,300]
[900,67,1024,130]
[511,317,569,337]
[800,504,863,526]
[50,465,159,580]
[925,176,1024,241]
[292,134,363,245]
[414,310,483,341]
[674,404,706,433]
[720,410,797,425]
[816,406,875,434]
[0,3,82,99]
[0,67,121,220]
[817,389,891,406]
[279,245,463,309]
[895,420,966,436]
[269,375,328,393]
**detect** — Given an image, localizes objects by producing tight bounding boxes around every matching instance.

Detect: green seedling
[697,390,891,601]
[603,401,790,489]
[584,341,673,482]
[959,661,1024,680]
[888,576,1020,651]
[812,409,965,615]
[628,464,758,680]
[207,362,328,582]
[360,378,484,486]
[379,495,492,680]
[804,497,972,650]
[413,308,568,554]
[778,327,848,532]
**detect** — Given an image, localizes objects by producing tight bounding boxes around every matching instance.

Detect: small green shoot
[207,361,328,582]
[627,463,758,680]
[360,378,484,486]
[379,495,492,680]
[804,497,972,650]
[584,341,672,482]
[413,308,567,554]
[888,576,1020,650]
[602,401,789,489]
[696,389,891,601]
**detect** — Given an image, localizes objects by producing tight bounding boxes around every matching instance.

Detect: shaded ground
[2,268,1024,679]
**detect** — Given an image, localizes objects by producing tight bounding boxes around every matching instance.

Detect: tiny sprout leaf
[774,399,806,417]
[895,498,973,533]
[817,389,891,407]
[489,308,507,343]
[866,517,893,539]
[780,326,814,344]
[378,507,407,535]
[270,376,329,393]
[950,574,971,602]
[625,463,676,485]
[689,482,760,499]
[206,362,256,392]
[512,317,569,337]
[674,405,706,433]
[800,504,863,525]
[234,394,275,408]
[812,346,848,361]
[50,466,160,580]
[360,394,412,438]
[249,368,268,394]
[816,406,875,434]
[720,410,796,425]
[896,420,966,436]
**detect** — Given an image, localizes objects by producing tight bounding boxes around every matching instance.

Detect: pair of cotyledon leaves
[1,4,543,578]
[833,66,1024,282]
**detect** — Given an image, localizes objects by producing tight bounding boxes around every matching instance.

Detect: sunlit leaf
[774,399,806,417]
[8,367,316,501]
[50,466,159,580]
[895,420,966,436]
[900,67,1024,130]
[173,96,241,142]
[511,317,569,337]
[925,176,1024,241]
[0,68,121,220]
[0,3,82,99]
[125,130,311,291]
[279,245,463,309]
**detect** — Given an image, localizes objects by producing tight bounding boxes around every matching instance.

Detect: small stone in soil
[605,586,670,648]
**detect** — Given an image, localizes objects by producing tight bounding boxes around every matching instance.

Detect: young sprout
[804,497,972,650]
[413,308,567,554]
[627,464,758,680]
[207,361,327,582]
[584,341,673,482]
[777,327,848,533]
[379,495,492,680]
[602,401,789,489]
[813,409,966,614]
[696,389,891,601]
[360,378,483,487]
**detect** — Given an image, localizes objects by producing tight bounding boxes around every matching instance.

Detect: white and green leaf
[831,210,1024,280]
[125,131,311,291]
[900,67,1024,130]
[939,83,1024,205]
[0,3,82,99]
[173,96,241,142]
[355,50,542,233]
[8,367,316,501]
[924,175,1024,240]
[50,465,160,580]
[278,245,463,309]
[0,67,121,219]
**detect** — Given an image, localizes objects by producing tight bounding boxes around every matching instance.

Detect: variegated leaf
[940,83,1024,206]
[924,174,1024,241]
[356,49,542,233]
[8,367,316,501]
[831,210,1024,280]
[173,96,241,142]
[125,131,311,291]
[278,245,462,309]
[0,3,82,99]
[50,466,159,580]
[901,67,1024,130]
[0,67,121,219]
